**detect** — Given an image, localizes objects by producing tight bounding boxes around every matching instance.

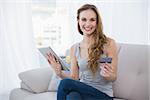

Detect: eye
[90,18,96,22]
[81,18,86,21]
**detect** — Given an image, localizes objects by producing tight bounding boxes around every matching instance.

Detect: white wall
[110,2,148,45]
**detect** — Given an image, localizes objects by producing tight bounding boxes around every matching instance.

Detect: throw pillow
[19,67,53,93]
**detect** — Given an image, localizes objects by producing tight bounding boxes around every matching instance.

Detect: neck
[82,36,93,48]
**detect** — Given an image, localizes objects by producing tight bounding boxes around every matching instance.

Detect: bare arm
[100,39,118,81]
[69,45,79,80]
[60,45,79,80]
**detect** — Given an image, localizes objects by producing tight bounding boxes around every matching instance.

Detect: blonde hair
[77,4,108,75]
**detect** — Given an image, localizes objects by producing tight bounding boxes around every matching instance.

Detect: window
[32,0,74,56]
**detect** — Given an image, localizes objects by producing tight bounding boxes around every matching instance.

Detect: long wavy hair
[77,4,108,75]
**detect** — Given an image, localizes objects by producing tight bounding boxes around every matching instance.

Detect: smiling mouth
[84,27,92,31]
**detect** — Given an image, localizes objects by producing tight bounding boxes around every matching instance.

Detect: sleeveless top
[74,43,113,97]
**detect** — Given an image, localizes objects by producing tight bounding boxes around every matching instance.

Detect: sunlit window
[32,0,74,56]
[31,0,84,67]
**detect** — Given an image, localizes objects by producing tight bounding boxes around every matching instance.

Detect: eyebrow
[80,17,96,19]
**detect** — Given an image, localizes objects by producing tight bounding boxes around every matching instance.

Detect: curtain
[0,0,40,100]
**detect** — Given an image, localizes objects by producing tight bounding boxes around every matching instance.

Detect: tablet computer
[38,47,69,71]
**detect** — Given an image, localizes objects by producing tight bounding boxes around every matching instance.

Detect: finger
[48,54,56,63]
[47,59,51,64]
[50,53,55,61]
[101,70,109,77]
[50,54,56,62]
[100,70,106,76]
[56,61,59,64]
[104,63,113,72]
[53,56,59,64]
[105,67,113,74]
[47,54,56,65]
[102,68,108,74]
[105,63,112,69]
[47,53,53,61]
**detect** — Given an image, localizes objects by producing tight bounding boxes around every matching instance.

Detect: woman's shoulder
[103,37,117,52]
[70,42,80,55]
[106,37,116,47]
[70,43,79,49]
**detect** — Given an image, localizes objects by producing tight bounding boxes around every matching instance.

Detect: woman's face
[78,9,97,36]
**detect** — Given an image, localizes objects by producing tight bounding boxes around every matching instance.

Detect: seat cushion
[9,88,33,100]
[10,88,57,100]
[24,92,56,100]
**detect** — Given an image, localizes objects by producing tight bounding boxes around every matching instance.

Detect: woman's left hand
[100,63,113,79]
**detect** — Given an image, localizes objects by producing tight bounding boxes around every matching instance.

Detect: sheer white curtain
[0,0,39,100]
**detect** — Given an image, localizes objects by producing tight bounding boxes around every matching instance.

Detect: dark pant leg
[66,91,82,100]
[82,94,113,100]
[57,78,112,100]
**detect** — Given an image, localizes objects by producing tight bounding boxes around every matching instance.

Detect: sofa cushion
[19,67,53,93]
[10,88,57,100]
[113,44,149,100]
[24,92,56,100]
[9,88,33,100]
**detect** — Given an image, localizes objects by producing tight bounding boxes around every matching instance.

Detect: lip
[84,27,92,31]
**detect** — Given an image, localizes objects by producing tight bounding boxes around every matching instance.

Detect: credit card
[99,57,112,63]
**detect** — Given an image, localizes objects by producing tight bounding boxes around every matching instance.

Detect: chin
[84,31,95,35]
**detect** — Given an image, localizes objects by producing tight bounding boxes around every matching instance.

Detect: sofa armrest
[19,67,53,93]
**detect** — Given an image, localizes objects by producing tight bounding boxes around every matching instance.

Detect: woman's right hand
[47,53,62,76]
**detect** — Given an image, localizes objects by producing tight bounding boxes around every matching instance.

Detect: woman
[47,4,118,100]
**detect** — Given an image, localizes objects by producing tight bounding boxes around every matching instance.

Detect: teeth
[85,28,91,31]
[84,27,91,30]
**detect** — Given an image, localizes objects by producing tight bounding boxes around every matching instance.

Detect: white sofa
[9,43,149,100]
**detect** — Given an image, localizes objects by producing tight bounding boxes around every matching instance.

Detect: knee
[58,78,72,90]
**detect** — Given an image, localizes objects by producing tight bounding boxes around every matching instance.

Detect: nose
[85,21,91,27]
